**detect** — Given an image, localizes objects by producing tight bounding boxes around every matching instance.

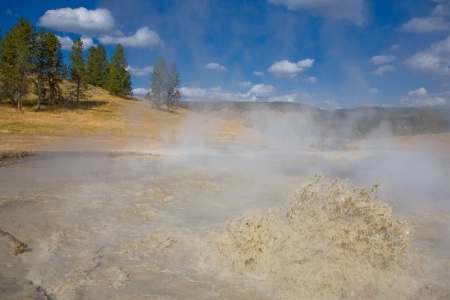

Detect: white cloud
[267,0,364,24]
[269,92,313,103]
[302,76,317,84]
[401,89,449,107]
[38,7,115,36]
[432,3,450,16]
[372,65,396,76]
[205,62,227,72]
[389,44,401,51]
[408,87,428,97]
[239,81,253,88]
[57,35,73,50]
[369,88,378,94]
[99,27,164,48]
[401,17,450,33]
[180,85,316,103]
[247,84,275,98]
[127,65,154,76]
[132,88,150,96]
[253,71,264,76]
[370,54,396,65]
[268,58,314,78]
[81,37,95,49]
[180,86,240,101]
[56,36,94,50]
[405,35,450,76]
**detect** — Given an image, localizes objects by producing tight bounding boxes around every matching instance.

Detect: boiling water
[0,143,449,299]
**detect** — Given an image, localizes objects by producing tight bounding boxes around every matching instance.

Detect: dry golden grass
[0,83,187,138]
[0,83,251,151]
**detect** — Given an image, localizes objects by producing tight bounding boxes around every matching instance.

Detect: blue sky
[1,0,450,108]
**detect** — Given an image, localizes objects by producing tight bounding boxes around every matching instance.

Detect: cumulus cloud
[302,76,317,84]
[408,87,428,97]
[401,88,449,107]
[205,62,227,72]
[99,27,164,48]
[247,84,275,97]
[180,84,273,102]
[372,65,396,76]
[127,65,154,76]
[405,35,450,76]
[56,36,94,49]
[269,92,313,103]
[370,54,396,65]
[253,71,264,76]
[81,37,95,49]
[239,81,253,88]
[268,59,314,78]
[267,0,364,24]
[57,35,73,50]
[389,44,401,52]
[132,88,150,96]
[181,86,238,101]
[38,8,164,49]
[38,7,115,36]
[181,84,315,103]
[401,17,450,33]
[432,3,450,16]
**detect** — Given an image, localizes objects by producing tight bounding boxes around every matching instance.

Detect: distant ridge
[180,101,450,135]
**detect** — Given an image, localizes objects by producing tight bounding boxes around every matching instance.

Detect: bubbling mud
[1,143,449,299]
[202,175,427,299]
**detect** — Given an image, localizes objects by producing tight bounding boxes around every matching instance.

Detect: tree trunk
[76,77,80,102]
[37,77,42,111]
[17,91,22,111]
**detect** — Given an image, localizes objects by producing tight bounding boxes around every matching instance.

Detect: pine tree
[149,57,181,111]
[167,62,181,111]
[105,44,132,98]
[0,18,36,110]
[45,31,64,105]
[69,38,85,102]
[86,45,109,88]
[85,45,97,86]
[149,56,168,109]
[95,44,108,88]
[34,28,48,109]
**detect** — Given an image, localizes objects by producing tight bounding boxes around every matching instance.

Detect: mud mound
[206,175,420,299]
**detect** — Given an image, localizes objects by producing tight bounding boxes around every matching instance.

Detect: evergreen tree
[45,31,64,105]
[167,62,181,111]
[34,28,48,109]
[149,57,181,111]
[86,45,109,88]
[69,38,85,102]
[0,18,36,110]
[105,43,132,97]
[61,63,69,80]
[149,56,168,109]
[95,44,108,88]
[85,45,97,86]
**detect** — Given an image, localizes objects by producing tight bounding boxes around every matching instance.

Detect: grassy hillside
[0,83,187,138]
[0,84,251,151]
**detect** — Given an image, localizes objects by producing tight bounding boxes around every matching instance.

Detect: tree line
[0,17,133,110]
